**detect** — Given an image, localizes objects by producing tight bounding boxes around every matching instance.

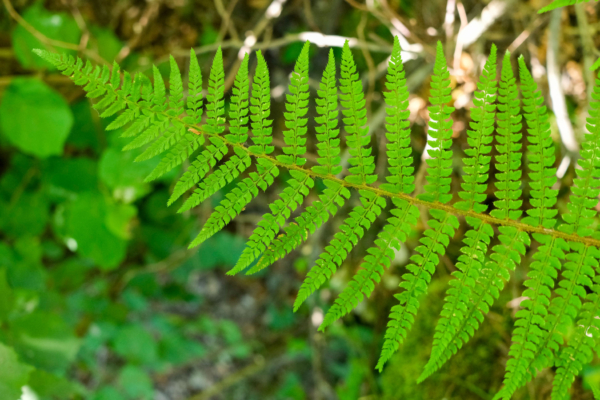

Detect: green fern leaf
[178,147,252,213]
[249,180,350,274]
[378,43,458,371]
[312,49,342,176]
[491,51,523,221]
[380,36,415,195]
[319,37,418,330]
[226,53,250,144]
[340,40,377,185]
[503,74,600,395]
[417,41,454,204]
[294,191,386,311]
[422,45,498,381]
[320,198,419,330]
[378,209,459,371]
[228,170,314,274]
[421,226,531,380]
[277,41,310,166]
[249,50,274,155]
[188,158,279,248]
[184,49,204,125]
[551,276,600,400]
[494,57,567,400]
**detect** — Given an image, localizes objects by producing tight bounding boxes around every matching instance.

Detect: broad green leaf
[65,192,128,269]
[66,100,100,152]
[0,78,73,158]
[11,3,80,69]
[44,157,98,199]
[0,342,33,400]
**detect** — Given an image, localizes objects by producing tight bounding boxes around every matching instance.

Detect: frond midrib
[184,126,600,248]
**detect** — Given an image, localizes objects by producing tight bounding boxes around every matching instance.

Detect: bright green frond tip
[418,41,454,205]
[249,50,274,156]
[491,51,523,221]
[312,49,342,176]
[277,41,310,167]
[340,40,378,185]
[380,36,415,195]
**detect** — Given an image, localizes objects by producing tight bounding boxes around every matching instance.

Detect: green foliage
[0,342,33,399]
[551,276,600,400]
[33,36,600,400]
[312,49,342,176]
[0,78,73,158]
[418,41,454,204]
[340,40,377,185]
[380,36,414,195]
[538,0,596,13]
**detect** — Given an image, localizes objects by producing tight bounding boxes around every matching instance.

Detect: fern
[551,276,600,400]
[378,41,459,371]
[35,37,600,399]
[320,36,418,330]
[421,44,498,381]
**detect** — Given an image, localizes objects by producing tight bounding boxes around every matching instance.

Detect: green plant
[34,36,600,399]
[539,0,597,13]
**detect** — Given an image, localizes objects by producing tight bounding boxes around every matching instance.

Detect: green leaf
[0,191,49,237]
[113,325,157,365]
[65,192,128,269]
[88,25,123,62]
[11,311,80,373]
[117,365,154,400]
[11,3,80,69]
[44,157,98,198]
[0,342,33,400]
[0,78,73,158]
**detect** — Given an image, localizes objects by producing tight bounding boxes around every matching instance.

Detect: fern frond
[229,44,313,274]
[379,36,414,195]
[250,180,350,274]
[170,54,251,206]
[312,49,342,176]
[551,276,600,400]
[229,171,314,274]
[378,209,460,371]
[422,45,498,381]
[421,226,531,380]
[502,75,600,395]
[185,49,204,124]
[318,37,418,330]
[320,198,419,330]
[168,137,228,205]
[178,147,252,213]
[491,51,523,221]
[226,53,250,144]
[378,41,457,372]
[277,41,310,166]
[593,384,600,400]
[493,57,567,399]
[249,50,274,155]
[417,41,454,204]
[188,158,279,248]
[294,191,386,311]
[340,40,377,185]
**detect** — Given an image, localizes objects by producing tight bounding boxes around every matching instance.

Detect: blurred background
[0,0,599,399]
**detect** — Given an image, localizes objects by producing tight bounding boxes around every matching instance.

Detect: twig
[115,1,160,62]
[2,0,108,65]
[456,0,516,48]
[507,13,549,52]
[215,0,240,42]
